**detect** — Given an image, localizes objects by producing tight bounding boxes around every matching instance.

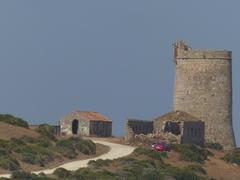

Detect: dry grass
[0,122,39,140]
[164,148,240,180]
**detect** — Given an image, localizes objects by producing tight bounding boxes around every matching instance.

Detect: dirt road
[0,140,135,178]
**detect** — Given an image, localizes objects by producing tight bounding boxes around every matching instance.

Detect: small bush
[0,156,20,171]
[184,164,207,174]
[0,148,10,156]
[53,168,71,178]
[205,142,223,151]
[158,164,204,180]
[81,139,96,154]
[134,147,167,159]
[73,168,119,180]
[11,171,54,180]
[76,143,90,155]
[0,114,28,128]
[35,137,53,148]
[56,139,77,159]
[11,171,35,179]
[222,148,240,165]
[20,151,38,165]
[20,135,36,143]
[172,144,208,163]
[88,159,112,167]
[37,124,56,141]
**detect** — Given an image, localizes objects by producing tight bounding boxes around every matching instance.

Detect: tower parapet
[173,41,231,62]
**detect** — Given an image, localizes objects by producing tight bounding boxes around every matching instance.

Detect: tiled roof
[154,111,200,122]
[70,111,111,122]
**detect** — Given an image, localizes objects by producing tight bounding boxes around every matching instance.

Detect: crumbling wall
[125,119,153,141]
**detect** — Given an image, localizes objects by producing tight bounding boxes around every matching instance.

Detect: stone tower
[173,41,236,150]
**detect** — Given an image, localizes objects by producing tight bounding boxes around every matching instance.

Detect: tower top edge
[173,41,232,60]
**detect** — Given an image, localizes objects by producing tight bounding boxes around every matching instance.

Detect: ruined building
[154,111,205,146]
[59,111,112,137]
[125,111,204,146]
[125,119,154,141]
[173,41,236,150]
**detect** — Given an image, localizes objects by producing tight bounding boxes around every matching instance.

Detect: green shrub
[13,143,57,166]
[53,168,71,178]
[134,147,167,159]
[222,148,240,165]
[56,139,77,159]
[56,138,96,158]
[172,144,208,163]
[11,171,54,180]
[0,140,10,149]
[81,139,96,154]
[35,137,53,148]
[88,159,113,167]
[76,143,90,155]
[0,114,28,128]
[37,124,56,141]
[11,171,35,179]
[158,163,204,180]
[20,135,36,143]
[205,142,223,151]
[20,151,38,165]
[0,156,20,171]
[0,148,10,156]
[184,164,207,174]
[73,168,119,180]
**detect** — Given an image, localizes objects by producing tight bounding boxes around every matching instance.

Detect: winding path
[0,140,135,178]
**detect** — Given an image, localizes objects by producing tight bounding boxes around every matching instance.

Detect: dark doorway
[72,119,79,135]
[164,121,181,135]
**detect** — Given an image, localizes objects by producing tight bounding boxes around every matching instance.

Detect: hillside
[0,140,239,180]
[0,122,109,175]
[0,122,39,140]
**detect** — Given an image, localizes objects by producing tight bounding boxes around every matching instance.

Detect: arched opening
[72,119,79,135]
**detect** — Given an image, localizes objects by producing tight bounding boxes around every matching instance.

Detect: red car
[152,142,171,152]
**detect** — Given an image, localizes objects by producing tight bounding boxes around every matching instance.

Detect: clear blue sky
[0,1,239,145]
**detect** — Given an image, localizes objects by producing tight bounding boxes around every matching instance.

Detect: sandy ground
[0,139,136,178]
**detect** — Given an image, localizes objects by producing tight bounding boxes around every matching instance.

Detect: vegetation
[56,137,96,159]
[184,164,207,175]
[53,168,71,179]
[2,143,216,180]
[11,171,54,180]
[134,147,167,159]
[88,159,113,168]
[205,142,223,151]
[36,124,56,141]
[172,144,209,163]
[0,114,28,128]
[49,158,209,180]
[222,148,240,165]
[0,129,96,171]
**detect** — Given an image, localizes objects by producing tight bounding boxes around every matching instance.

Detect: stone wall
[125,119,153,141]
[59,114,90,136]
[173,41,236,150]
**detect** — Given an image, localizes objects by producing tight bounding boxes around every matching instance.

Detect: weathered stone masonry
[125,119,153,141]
[173,41,236,150]
[59,111,112,137]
